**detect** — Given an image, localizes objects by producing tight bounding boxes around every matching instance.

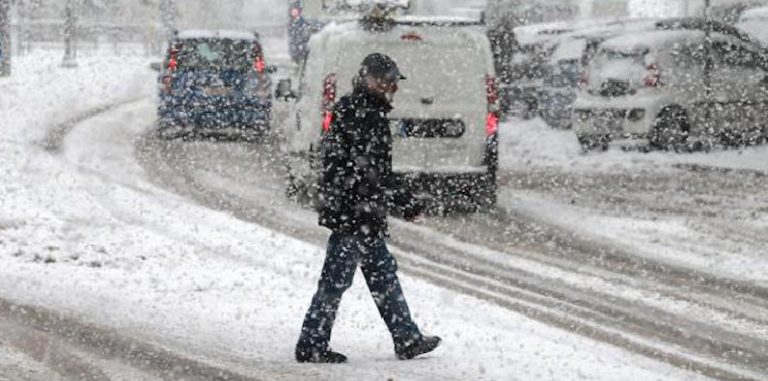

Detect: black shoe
[396,336,441,360]
[295,348,348,364]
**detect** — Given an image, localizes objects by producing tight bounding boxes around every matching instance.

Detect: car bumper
[159,105,272,132]
[571,96,662,138]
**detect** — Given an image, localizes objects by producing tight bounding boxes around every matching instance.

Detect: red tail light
[254,56,266,73]
[643,63,662,87]
[322,73,337,133]
[253,45,266,74]
[486,74,499,136]
[163,47,180,94]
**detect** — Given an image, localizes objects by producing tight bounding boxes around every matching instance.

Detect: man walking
[295,53,441,363]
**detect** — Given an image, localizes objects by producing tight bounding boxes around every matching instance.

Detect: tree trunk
[0,0,11,76]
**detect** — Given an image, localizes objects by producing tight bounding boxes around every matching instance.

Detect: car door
[709,37,766,136]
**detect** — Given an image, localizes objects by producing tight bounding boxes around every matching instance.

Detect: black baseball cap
[359,53,407,82]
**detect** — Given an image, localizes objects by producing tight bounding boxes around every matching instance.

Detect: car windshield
[175,38,253,70]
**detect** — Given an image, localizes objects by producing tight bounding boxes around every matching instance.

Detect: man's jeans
[297,232,422,353]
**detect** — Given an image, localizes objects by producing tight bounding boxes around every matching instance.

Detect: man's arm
[317,105,355,214]
[386,174,424,221]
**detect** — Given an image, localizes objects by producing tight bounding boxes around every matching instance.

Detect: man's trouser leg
[360,238,422,351]
[296,232,360,354]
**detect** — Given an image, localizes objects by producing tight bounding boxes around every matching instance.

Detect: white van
[277,16,499,210]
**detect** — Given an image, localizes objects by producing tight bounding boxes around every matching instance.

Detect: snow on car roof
[513,18,624,47]
[600,30,701,52]
[175,30,258,41]
[564,19,658,40]
[513,21,573,46]
[315,18,487,54]
[740,6,768,21]
[320,16,483,37]
[549,38,588,63]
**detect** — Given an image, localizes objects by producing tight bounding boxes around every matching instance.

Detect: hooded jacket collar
[352,84,394,113]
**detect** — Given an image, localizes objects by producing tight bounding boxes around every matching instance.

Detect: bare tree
[0,0,11,76]
[61,0,77,68]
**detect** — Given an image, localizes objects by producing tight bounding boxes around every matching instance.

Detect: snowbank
[499,117,768,173]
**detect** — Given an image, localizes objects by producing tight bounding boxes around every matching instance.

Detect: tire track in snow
[135,134,768,381]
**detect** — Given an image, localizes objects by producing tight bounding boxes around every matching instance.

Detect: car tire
[650,107,689,150]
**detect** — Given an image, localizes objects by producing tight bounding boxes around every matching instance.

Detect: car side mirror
[275,78,297,101]
[266,65,278,74]
[149,62,163,72]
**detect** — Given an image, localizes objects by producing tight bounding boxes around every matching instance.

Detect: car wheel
[650,107,689,150]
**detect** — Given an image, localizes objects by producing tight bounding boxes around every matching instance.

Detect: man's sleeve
[317,106,355,212]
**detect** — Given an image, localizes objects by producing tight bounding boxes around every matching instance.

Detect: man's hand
[406,214,425,223]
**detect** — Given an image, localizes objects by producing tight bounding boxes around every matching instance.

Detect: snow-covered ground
[0,49,715,379]
[499,117,768,174]
[498,118,768,287]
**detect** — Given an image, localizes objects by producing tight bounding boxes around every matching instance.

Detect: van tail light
[643,63,662,87]
[321,73,337,133]
[162,47,180,94]
[486,74,500,136]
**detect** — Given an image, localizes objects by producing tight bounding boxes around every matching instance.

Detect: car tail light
[253,46,266,74]
[162,46,180,94]
[643,63,662,87]
[322,73,337,133]
[254,56,266,73]
[486,74,499,136]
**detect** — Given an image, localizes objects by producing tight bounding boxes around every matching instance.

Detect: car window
[670,42,706,69]
[544,60,579,88]
[175,38,254,70]
[712,40,761,70]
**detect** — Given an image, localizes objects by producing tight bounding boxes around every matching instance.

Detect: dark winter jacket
[317,84,422,239]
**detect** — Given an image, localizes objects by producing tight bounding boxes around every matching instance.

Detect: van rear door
[334,29,489,174]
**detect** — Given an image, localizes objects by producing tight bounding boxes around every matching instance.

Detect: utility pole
[0,0,11,76]
[62,0,78,68]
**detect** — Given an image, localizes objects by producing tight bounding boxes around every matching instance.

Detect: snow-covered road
[2,47,767,380]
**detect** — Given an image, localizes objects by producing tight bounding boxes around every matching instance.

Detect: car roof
[318,17,486,44]
[174,30,259,41]
[600,30,703,53]
[740,5,768,20]
[655,17,754,43]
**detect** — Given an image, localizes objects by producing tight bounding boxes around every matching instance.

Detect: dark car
[156,30,275,140]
